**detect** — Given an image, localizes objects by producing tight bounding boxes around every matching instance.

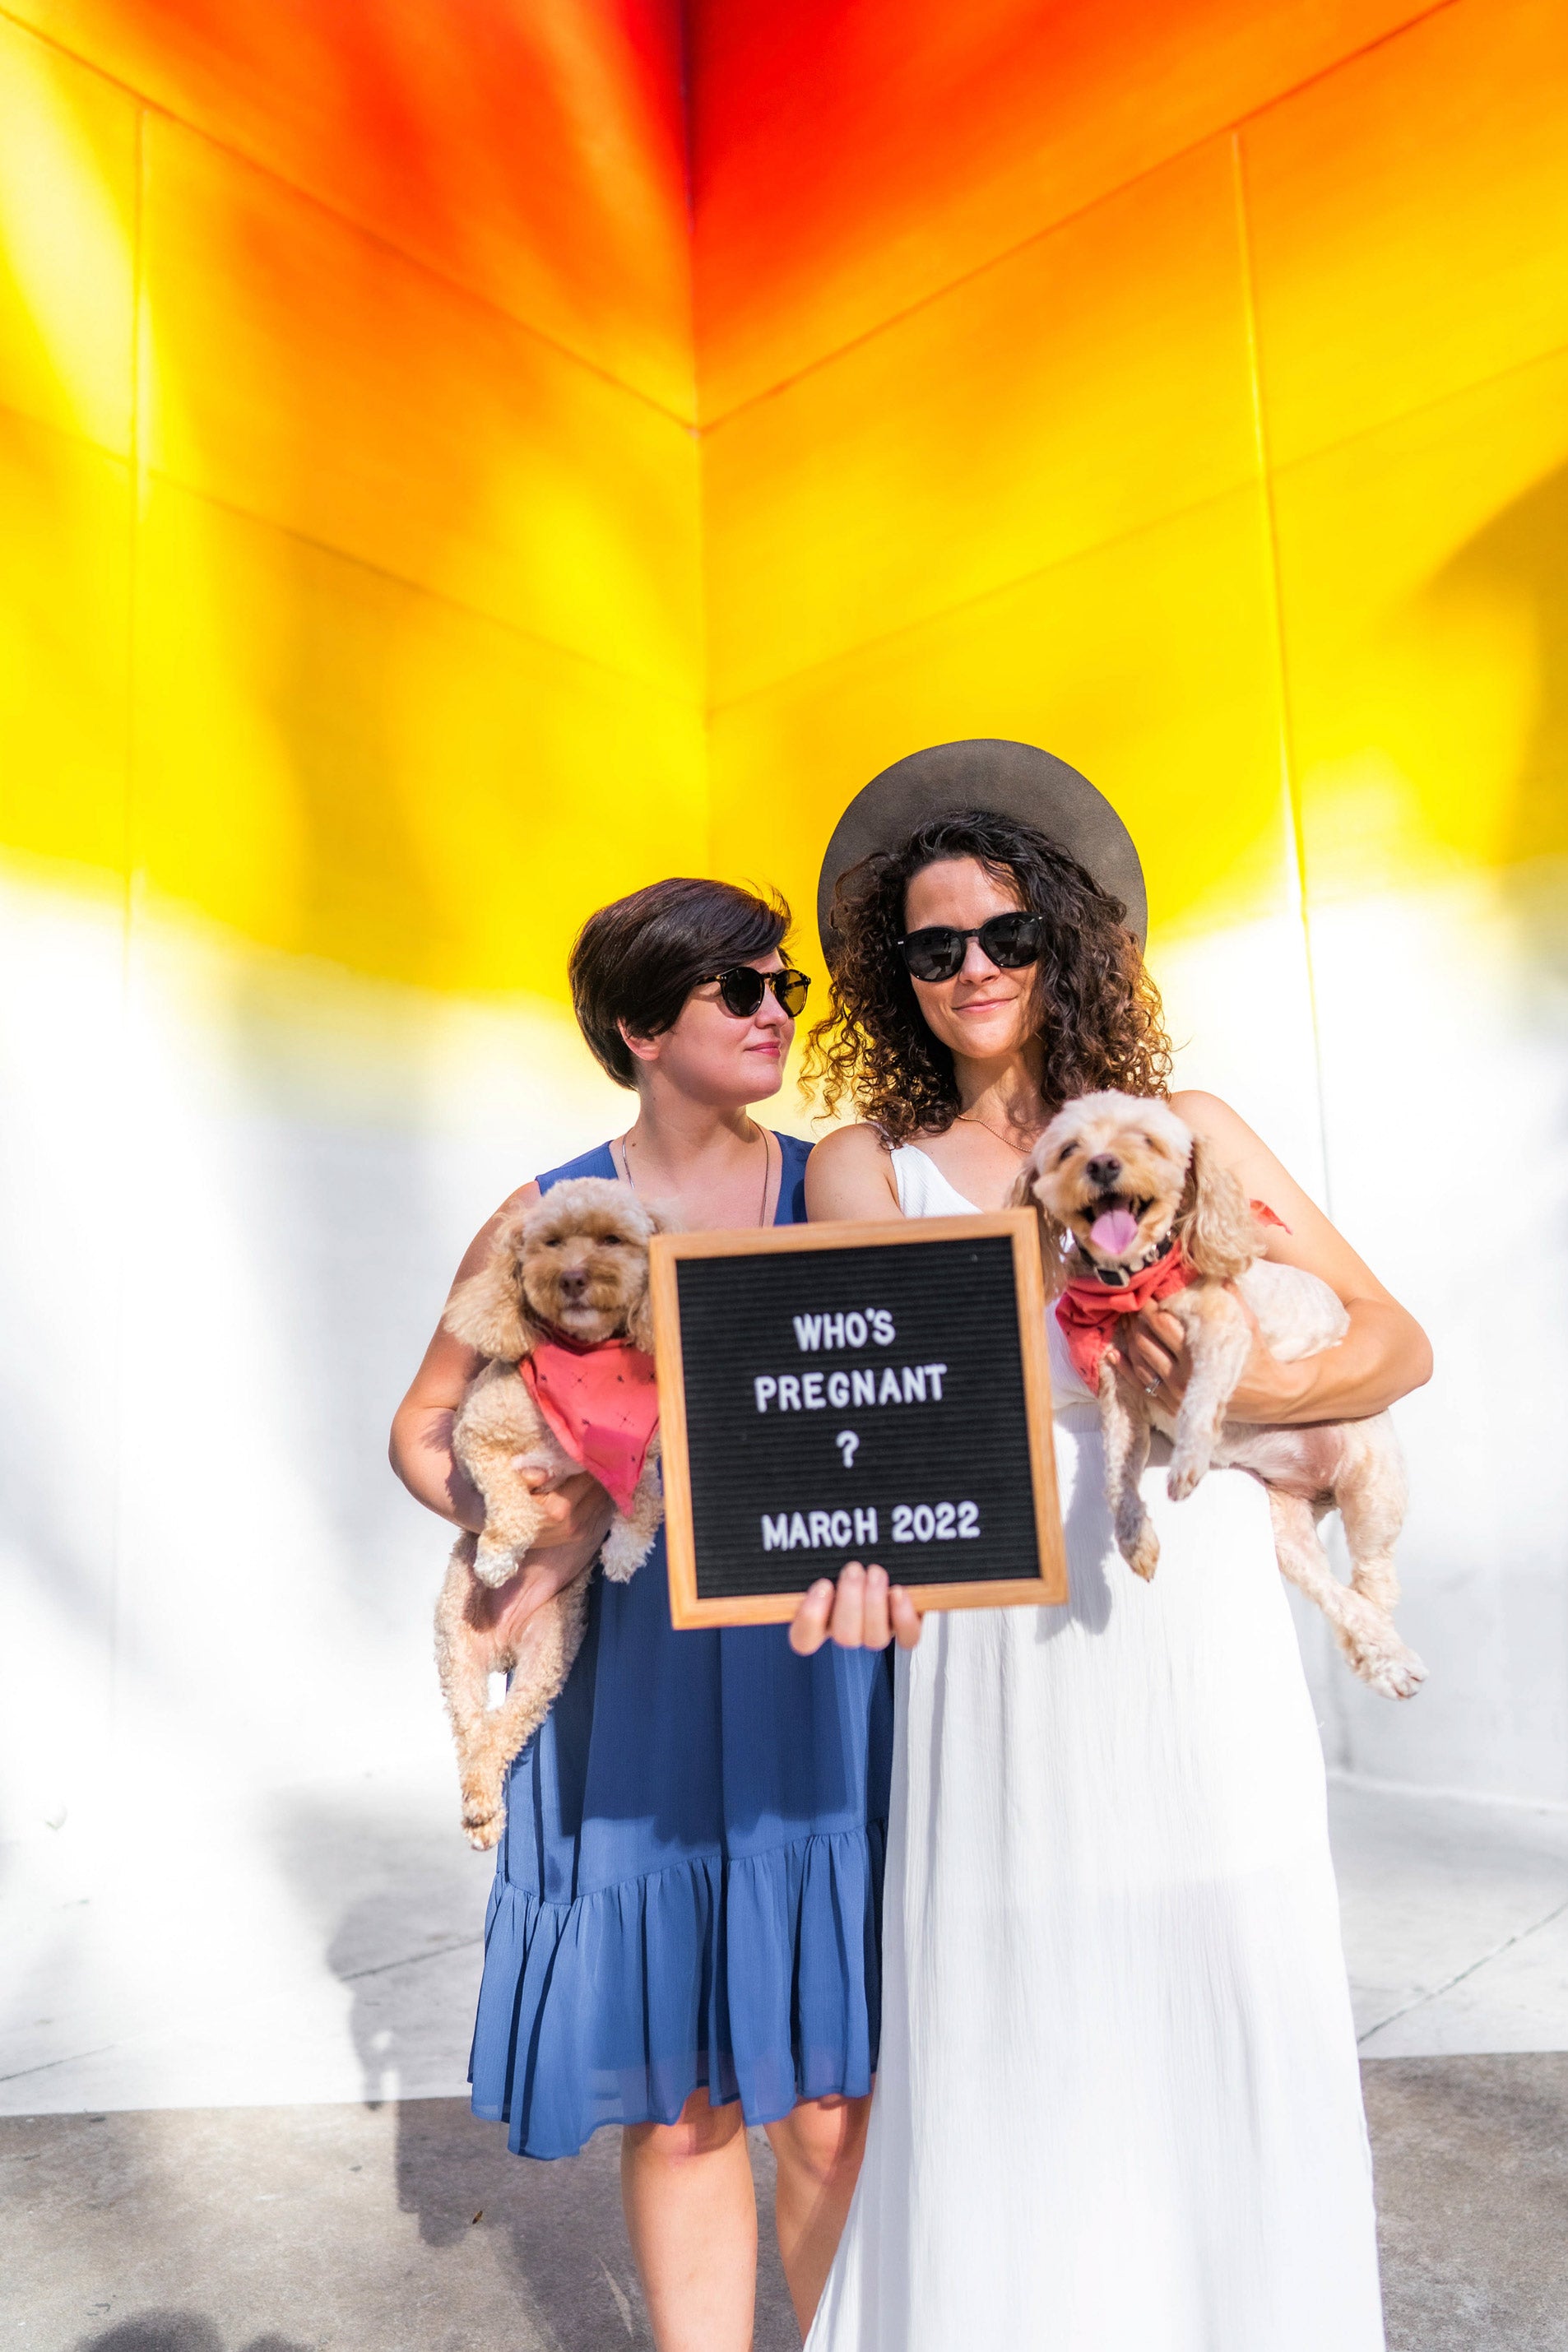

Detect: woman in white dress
[791,755,1431,2351]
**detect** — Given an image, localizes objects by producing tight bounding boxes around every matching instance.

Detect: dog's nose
[1085,1155,1123,1190]
[559,1268,588,1297]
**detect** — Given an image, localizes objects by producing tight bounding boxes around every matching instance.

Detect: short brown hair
[569,878,791,1087]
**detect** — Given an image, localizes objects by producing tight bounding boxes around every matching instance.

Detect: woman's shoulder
[805,1121,902,1222]
[807,1120,894,1171]
[536,1139,619,1190]
[1167,1088,1249,1146]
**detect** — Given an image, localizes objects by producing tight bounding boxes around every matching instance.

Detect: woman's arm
[804,1121,904,1223]
[1122,1091,1434,1422]
[389,1180,613,1579]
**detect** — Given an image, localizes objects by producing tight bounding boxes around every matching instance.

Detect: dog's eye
[1056,1144,1075,1167]
[598,1234,622,1246]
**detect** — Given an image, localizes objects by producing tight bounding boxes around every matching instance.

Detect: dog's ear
[627,1271,658,1356]
[627,1193,681,1238]
[442,1216,535,1362]
[1009,1157,1073,1301]
[1177,1134,1259,1280]
[624,1204,668,1353]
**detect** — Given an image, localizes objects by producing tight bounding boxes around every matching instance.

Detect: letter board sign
[649,1211,1066,1627]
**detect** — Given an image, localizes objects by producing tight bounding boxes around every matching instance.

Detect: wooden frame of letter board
[650,1209,1066,1630]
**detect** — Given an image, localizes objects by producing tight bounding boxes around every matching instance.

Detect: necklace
[617,1120,772,1227]
[956,1106,1046,1156]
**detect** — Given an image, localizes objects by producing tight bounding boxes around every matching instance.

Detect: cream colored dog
[433,1177,665,1848]
[1016,1092,1424,1700]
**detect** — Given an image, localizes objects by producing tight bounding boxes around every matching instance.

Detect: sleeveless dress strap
[536,1142,618,1192]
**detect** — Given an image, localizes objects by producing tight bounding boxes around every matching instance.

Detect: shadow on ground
[75,2326,308,2352]
[5,2060,1565,2350]
[1,2098,798,2352]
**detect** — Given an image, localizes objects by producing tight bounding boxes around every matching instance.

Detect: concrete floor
[0,2099,796,2351]
[4,2060,1567,2351]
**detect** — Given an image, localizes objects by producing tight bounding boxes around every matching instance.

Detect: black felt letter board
[654,1218,1064,1622]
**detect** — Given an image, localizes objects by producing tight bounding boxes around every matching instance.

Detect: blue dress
[469,1135,895,2158]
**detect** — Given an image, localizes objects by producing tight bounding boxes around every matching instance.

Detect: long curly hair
[804,808,1172,1141]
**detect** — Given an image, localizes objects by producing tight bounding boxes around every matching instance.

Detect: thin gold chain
[955,1107,1045,1156]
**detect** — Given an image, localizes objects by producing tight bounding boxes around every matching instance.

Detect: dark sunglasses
[696,965,812,1019]
[898,912,1046,984]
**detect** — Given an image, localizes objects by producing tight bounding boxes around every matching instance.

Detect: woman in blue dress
[392,876,893,2347]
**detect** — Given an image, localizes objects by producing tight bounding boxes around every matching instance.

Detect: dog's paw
[1166,1455,1209,1503]
[1120,1524,1161,1581]
[601,1532,657,1584]
[599,1531,641,1583]
[472,1541,520,1590]
[1357,1639,1427,1701]
[1335,1597,1427,1700]
[462,1800,504,1850]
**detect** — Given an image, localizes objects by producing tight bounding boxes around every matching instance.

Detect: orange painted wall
[691,0,1568,968]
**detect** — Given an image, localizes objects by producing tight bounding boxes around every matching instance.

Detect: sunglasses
[697,965,812,1019]
[897,912,1046,984]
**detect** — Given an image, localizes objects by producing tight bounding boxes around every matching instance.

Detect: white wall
[1159,865,1568,1806]
[4,860,1566,2116]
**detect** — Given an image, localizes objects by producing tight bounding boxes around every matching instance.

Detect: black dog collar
[1088,1229,1176,1287]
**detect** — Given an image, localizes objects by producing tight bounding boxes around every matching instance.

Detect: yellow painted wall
[0,0,703,1001]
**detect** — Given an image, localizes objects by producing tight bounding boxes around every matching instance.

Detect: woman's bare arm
[389,1180,612,1569]
[804,1124,902,1224]
[1123,1091,1434,1422]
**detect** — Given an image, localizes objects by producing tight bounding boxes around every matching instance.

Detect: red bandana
[517,1336,659,1513]
[1054,1203,1289,1394]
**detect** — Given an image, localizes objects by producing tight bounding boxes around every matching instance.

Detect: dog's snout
[1085,1155,1123,1190]
[558,1266,589,1297]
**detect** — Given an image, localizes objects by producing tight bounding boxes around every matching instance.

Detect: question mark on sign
[836,1431,860,1470]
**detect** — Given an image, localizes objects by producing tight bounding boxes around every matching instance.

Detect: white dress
[807,1145,1384,2352]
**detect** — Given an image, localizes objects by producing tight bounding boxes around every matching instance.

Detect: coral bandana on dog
[1055,1203,1289,1393]
[517,1338,659,1513]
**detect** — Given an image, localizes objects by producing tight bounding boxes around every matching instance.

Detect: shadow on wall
[74,2322,308,2352]
[262,1780,649,2340]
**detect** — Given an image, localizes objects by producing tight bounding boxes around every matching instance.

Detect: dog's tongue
[1090,1207,1140,1258]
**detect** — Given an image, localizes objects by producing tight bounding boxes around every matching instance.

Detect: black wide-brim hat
[816,739,1147,964]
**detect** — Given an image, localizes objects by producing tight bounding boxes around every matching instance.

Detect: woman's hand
[1115,1301,1313,1422]
[467,1468,614,1648]
[788,1561,924,1654]
[515,1465,615,1552]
